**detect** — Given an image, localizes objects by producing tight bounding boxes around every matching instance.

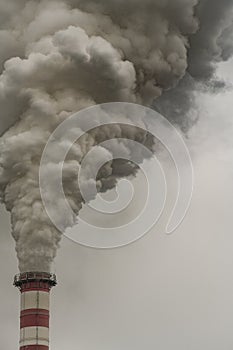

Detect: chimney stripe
[21,309,49,317]
[20,291,50,311]
[20,325,49,341]
[20,346,49,350]
[20,339,49,347]
[20,311,49,328]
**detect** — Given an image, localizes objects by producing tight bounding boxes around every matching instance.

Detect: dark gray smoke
[188,0,233,80]
[0,0,232,272]
[155,0,233,128]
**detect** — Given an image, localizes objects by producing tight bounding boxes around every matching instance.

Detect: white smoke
[0,0,232,272]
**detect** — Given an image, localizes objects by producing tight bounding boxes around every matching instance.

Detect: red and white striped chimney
[14,272,57,350]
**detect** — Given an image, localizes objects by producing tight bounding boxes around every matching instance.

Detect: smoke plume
[0,0,232,272]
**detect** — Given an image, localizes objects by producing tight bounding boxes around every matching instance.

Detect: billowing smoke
[0,0,232,272]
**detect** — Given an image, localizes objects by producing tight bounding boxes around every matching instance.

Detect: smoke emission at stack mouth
[14,271,57,289]
[0,0,232,272]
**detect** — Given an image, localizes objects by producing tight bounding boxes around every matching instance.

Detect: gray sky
[1,58,233,349]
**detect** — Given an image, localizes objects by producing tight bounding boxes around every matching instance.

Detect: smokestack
[14,272,57,350]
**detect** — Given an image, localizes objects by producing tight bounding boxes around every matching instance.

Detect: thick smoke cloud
[0,0,232,272]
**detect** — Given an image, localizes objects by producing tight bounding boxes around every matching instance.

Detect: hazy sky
[1,59,233,349]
